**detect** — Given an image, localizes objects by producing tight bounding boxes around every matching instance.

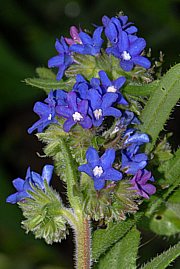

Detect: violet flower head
[78,147,122,190]
[6,165,54,204]
[98,70,128,105]
[130,169,156,199]
[28,90,66,134]
[88,89,121,127]
[121,129,150,174]
[56,91,92,132]
[70,27,104,56]
[65,26,82,45]
[48,37,73,80]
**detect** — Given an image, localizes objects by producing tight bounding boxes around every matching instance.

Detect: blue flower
[121,129,149,174]
[102,15,138,45]
[78,147,122,190]
[98,70,127,105]
[6,165,54,204]
[48,37,73,80]
[88,89,121,127]
[112,110,140,135]
[56,91,92,132]
[28,90,67,134]
[130,169,156,199]
[70,27,103,56]
[107,32,151,71]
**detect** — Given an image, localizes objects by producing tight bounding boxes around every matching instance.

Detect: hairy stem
[61,208,91,269]
[75,217,91,269]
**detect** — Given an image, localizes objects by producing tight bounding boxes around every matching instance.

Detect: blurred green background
[0,0,179,268]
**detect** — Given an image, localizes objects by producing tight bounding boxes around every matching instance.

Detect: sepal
[19,181,68,244]
[80,173,138,223]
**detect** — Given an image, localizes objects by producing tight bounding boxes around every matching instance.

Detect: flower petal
[103,168,122,181]
[63,118,76,132]
[48,56,63,68]
[12,178,24,191]
[80,116,92,129]
[93,178,105,190]
[78,164,93,177]
[100,148,115,169]
[133,56,151,69]
[86,147,100,167]
[120,59,134,71]
[42,165,54,184]
[129,38,146,56]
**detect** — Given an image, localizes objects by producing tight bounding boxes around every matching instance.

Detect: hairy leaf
[122,80,159,97]
[140,242,180,269]
[36,67,56,80]
[92,213,142,261]
[96,226,140,269]
[24,77,75,93]
[140,63,180,152]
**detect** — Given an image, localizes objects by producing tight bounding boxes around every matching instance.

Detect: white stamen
[72,111,83,122]
[107,85,117,93]
[121,51,131,61]
[93,109,102,120]
[48,114,52,120]
[93,166,103,177]
[112,126,120,135]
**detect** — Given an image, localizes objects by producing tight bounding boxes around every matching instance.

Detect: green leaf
[158,148,180,186]
[24,77,75,93]
[36,67,56,80]
[140,63,180,152]
[96,226,140,269]
[92,212,142,261]
[140,242,180,269]
[122,80,159,97]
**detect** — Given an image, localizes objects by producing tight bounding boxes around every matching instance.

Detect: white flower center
[93,109,102,120]
[72,111,83,122]
[48,113,52,120]
[107,86,117,93]
[93,166,103,177]
[121,51,131,61]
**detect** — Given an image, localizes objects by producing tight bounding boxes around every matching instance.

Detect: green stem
[61,208,91,269]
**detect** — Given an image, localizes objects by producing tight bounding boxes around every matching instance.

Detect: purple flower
[6,165,54,204]
[130,169,156,199]
[102,15,138,45]
[121,129,150,174]
[107,32,151,71]
[48,37,73,80]
[78,147,122,190]
[88,89,121,127]
[70,27,103,56]
[28,90,67,134]
[56,91,92,132]
[65,26,82,45]
[98,70,127,105]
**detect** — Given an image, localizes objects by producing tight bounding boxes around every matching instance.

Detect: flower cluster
[48,14,150,80]
[8,14,156,208]
[28,70,126,133]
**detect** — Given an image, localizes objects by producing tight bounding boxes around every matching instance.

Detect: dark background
[0,0,179,268]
